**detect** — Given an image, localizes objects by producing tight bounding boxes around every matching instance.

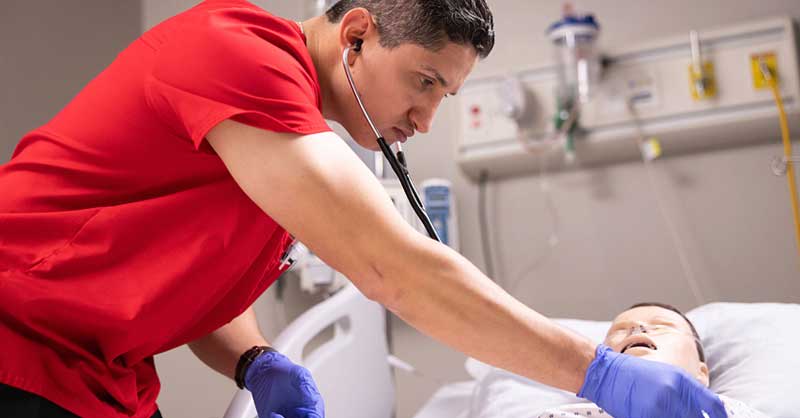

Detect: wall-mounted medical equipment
[420,179,459,251]
[547,7,601,106]
[688,30,717,101]
[293,177,460,295]
[755,56,800,261]
[383,178,455,246]
[457,17,800,180]
[292,242,350,295]
[544,7,601,162]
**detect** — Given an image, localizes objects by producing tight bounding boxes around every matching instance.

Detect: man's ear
[696,361,710,387]
[337,7,375,61]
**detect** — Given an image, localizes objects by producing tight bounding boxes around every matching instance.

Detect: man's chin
[363,141,382,151]
[354,137,386,151]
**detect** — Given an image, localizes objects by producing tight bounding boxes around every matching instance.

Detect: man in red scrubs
[0,1,727,418]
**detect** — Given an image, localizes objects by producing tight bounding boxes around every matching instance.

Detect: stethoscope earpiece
[352,39,363,52]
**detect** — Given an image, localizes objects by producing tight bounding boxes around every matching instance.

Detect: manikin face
[333,17,478,150]
[604,306,710,387]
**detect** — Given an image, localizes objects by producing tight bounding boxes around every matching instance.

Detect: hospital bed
[224,283,799,418]
[223,284,394,418]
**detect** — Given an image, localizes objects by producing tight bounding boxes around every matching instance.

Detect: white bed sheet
[412,302,799,418]
[412,381,473,418]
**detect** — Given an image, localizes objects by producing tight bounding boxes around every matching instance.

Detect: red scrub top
[0,1,331,416]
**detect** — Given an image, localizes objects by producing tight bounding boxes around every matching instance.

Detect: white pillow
[464,303,798,418]
[687,302,798,418]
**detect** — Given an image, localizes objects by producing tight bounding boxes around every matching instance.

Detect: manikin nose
[629,324,648,336]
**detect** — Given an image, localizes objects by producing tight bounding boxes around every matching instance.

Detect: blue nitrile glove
[244,350,325,418]
[579,344,727,418]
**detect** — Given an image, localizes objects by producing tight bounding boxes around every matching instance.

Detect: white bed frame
[223,283,395,418]
[223,292,799,418]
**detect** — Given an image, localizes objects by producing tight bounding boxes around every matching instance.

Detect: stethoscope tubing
[341,45,442,242]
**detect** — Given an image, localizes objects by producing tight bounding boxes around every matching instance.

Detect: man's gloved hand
[244,350,325,418]
[579,344,727,418]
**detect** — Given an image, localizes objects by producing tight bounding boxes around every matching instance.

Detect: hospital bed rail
[223,283,395,418]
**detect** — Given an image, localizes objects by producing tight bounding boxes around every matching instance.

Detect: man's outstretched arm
[206,120,595,391]
[204,119,727,418]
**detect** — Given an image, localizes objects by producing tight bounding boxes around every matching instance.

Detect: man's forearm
[377,239,596,394]
[203,122,593,393]
[188,306,270,380]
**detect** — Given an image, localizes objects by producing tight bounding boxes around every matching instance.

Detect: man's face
[604,306,709,386]
[337,39,478,150]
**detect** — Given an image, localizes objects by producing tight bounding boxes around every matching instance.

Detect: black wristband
[235,345,277,390]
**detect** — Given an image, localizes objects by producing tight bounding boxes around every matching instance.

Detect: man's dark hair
[628,302,706,362]
[325,0,495,59]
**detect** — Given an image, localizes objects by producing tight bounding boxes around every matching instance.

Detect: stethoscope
[279,39,442,271]
[341,39,442,242]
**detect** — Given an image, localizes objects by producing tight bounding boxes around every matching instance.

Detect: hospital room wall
[2,2,799,418]
[0,1,142,161]
[394,3,800,414]
[404,0,800,320]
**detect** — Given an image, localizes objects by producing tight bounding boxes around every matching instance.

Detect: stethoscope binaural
[341,39,442,242]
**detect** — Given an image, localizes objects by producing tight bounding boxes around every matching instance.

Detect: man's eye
[421,77,435,89]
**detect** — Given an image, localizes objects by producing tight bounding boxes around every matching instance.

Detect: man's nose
[409,98,442,134]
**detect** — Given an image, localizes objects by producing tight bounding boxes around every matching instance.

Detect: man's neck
[300,16,341,123]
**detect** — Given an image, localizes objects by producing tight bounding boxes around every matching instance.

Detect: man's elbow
[351,261,402,309]
[350,240,457,315]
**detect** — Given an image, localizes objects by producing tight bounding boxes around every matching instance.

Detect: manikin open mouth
[621,341,657,353]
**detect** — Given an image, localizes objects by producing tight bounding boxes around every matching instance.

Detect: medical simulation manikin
[534,304,770,418]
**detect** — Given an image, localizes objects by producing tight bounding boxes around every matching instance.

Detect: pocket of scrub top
[19,208,102,273]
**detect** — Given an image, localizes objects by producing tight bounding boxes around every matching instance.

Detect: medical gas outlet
[751,51,779,90]
[688,30,717,101]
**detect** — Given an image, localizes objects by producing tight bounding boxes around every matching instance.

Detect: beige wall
[396,1,800,416]
[404,0,800,319]
[3,1,800,418]
[141,0,306,31]
[0,1,141,160]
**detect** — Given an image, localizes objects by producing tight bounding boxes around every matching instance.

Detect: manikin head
[604,303,710,387]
